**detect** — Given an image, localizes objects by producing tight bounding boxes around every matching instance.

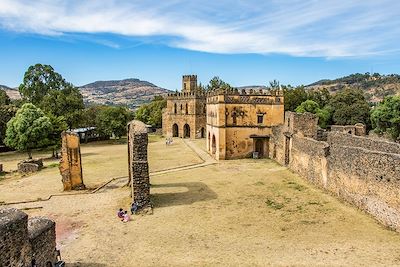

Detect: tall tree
[19,64,71,104]
[5,103,52,159]
[206,76,232,91]
[135,96,166,128]
[0,104,17,144]
[371,96,400,141]
[283,86,308,111]
[96,106,132,138]
[328,88,371,127]
[295,100,332,128]
[0,89,11,105]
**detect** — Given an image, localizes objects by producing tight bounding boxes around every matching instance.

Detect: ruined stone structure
[331,123,366,136]
[269,112,400,231]
[0,208,57,267]
[162,75,206,139]
[59,131,85,191]
[128,120,151,212]
[18,159,43,174]
[206,88,284,160]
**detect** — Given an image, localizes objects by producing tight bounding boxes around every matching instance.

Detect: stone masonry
[59,131,86,191]
[128,120,151,212]
[0,208,57,267]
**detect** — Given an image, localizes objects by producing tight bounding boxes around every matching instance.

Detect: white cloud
[0,0,399,57]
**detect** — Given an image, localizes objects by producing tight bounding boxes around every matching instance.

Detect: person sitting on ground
[117,208,124,219]
[122,211,130,222]
[131,201,139,215]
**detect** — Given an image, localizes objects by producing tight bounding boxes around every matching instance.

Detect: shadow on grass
[151,182,217,208]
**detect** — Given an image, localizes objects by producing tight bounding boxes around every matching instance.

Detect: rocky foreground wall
[270,120,400,232]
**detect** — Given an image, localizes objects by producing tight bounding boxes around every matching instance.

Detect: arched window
[185,103,188,114]
[174,103,177,114]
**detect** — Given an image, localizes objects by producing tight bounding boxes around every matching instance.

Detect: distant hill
[79,78,171,109]
[306,73,400,103]
[0,85,21,100]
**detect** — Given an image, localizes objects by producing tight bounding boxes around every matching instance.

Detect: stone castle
[163,75,400,232]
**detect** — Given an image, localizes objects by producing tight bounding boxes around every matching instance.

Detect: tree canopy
[135,96,166,128]
[206,76,232,91]
[295,100,331,128]
[0,89,11,105]
[371,96,400,141]
[4,103,52,158]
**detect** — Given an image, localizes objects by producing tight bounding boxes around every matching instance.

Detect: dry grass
[3,138,400,266]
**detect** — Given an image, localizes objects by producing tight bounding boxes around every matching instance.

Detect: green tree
[371,96,400,140]
[96,106,132,138]
[295,100,332,128]
[0,104,17,144]
[19,64,71,105]
[5,103,52,159]
[40,86,84,129]
[283,86,308,111]
[206,76,232,91]
[0,89,11,105]
[135,97,167,127]
[328,88,371,127]
[47,114,68,157]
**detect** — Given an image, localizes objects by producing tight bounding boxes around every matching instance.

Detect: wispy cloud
[0,0,399,57]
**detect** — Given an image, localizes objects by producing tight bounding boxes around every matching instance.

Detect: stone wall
[270,111,400,232]
[128,120,151,211]
[0,208,57,267]
[59,131,85,191]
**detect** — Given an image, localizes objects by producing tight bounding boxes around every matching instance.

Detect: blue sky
[1,0,400,90]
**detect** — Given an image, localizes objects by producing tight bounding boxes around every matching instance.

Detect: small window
[257,115,264,124]
[174,103,177,114]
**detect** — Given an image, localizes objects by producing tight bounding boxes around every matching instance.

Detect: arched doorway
[183,124,190,138]
[172,124,179,137]
[255,139,264,158]
[212,135,216,155]
[200,128,205,138]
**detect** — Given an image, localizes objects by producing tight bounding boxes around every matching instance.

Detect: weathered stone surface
[269,111,400,232]
[128,120,152,212]
[0,208,57,267]
[59,131,85,191]
[18,159,43,174]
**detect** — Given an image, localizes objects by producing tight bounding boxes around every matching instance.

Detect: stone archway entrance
[212,135,216,155]
[183,124,190,138]
[255,139,264,158]
[251,136,269,159]
[200,127,205,138]
[172,123,179,137]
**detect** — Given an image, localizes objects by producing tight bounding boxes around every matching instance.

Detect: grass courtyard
[1,136,400,266]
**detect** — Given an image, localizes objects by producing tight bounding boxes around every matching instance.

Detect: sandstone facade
[206,89,285,160]
[59,131,85,191]
[162,75,206,139]
[0,208,57,267]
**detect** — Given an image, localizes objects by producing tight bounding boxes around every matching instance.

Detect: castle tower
[182,75,197,93]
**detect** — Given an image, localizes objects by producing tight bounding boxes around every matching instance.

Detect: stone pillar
[59,131,85,191]
[128,120,151,212]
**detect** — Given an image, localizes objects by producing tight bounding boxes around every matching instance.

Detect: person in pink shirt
[122,211,130,222]
[117,208,124,219]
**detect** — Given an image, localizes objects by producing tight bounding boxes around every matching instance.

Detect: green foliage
[283,86,308,111]
[135,97,167,127]
[295,100,331,128]
[96,106,132,138]
[40,86,84,129]
[19,64,72,104]
[47,114,68,150]
[4,103,52,158]
[0,90,10,105]
[371,96,400,140]
[206,76,232,91]
[328,88,371,127]
[0,104,17,144]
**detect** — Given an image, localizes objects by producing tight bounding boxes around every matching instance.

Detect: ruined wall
[331,123,366,136]
[28,217,57,266]
[0,208,31,267]
[289,135,329,188]
[327,132,400,230]
[270,113,400,231]
[128,120,151,211]
[59,131,85,191]
[0,208,57,267]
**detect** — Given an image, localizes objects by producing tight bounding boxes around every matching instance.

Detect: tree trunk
[52,148,55,158]
[28,150,32,159]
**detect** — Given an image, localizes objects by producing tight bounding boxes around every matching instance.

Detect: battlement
[206,88,284,105]
[182,75,197,81]
[206,87,284,97]
[167,91,206,99]
[182,74,198,93]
